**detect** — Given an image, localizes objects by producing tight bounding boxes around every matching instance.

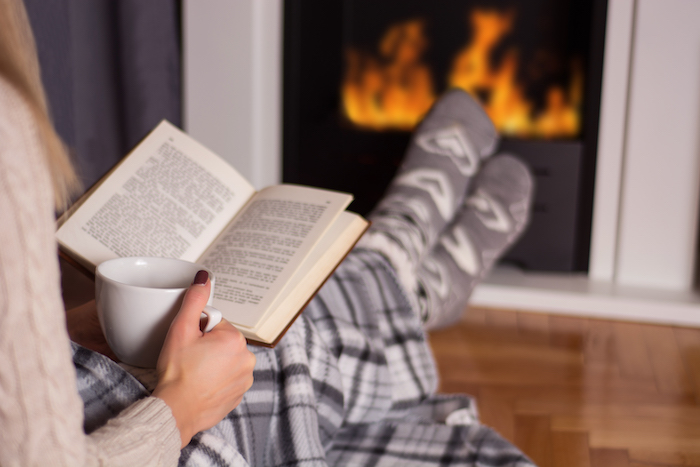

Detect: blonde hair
[0,0,79,211]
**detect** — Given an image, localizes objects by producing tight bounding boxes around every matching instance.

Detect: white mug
[95,257,223,368]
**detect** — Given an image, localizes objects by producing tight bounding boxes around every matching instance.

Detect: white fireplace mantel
[183,0,700,327]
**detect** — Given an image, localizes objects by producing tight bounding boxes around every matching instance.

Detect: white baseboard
[471,267,700,328]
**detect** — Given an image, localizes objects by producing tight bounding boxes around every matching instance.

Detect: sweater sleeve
[0,78,181,466]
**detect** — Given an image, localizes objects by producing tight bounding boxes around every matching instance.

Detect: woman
[0,0,255,464]
[1,0,537,464]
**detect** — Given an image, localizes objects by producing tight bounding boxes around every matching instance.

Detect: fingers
[169,270,213,340]
[207,319,252,358]
[154,300,256,447]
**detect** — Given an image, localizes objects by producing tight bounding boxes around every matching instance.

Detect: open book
[57,120,369,346]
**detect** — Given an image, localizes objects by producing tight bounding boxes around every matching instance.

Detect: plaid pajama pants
[73,248,535,467]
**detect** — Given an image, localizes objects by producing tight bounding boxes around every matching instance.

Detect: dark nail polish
[193,270,208,285]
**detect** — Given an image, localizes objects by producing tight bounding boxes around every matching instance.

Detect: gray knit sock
[358,89,498,306]
[417,154,534,329]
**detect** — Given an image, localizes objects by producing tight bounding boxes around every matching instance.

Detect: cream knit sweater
[0,77,181,466]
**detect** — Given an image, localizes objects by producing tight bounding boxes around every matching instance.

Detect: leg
[417,154,534,329]
[357,89,499,310]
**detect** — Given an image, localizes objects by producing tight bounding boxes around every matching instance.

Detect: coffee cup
[95,257,223,368]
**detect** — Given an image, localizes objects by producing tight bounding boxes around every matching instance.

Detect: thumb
[169,270,212,340]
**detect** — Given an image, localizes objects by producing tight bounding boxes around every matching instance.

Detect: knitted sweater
[0,77,181,466]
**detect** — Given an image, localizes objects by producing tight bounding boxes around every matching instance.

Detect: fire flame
[341,9,583,138]
[342,20,435,131]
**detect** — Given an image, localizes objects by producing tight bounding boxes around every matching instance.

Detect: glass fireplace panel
[341,0,588,138]
[283,0,608,272]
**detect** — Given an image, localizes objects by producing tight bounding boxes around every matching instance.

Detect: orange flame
[341,20,435,131]
[341,9,583,138]
[449,9,582,137]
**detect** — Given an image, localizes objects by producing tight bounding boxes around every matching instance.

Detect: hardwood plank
[507,382,688,407]
[673,327,700,404]
[612,321,655,380]
[432,338,582,365]
[437,358,653,391]
[459,382,688,414]
[642,324,694,396]
[515,414,552,467]
[588,431,700,453]
[433,324,547,348]
[485,307,519,329]
[462,306,488,325]
[551,412,700,438]
[517,401,700,422]
[551,431,591,467]
[585,320,616,364]
[590,449,630,467]
[517,311,551,345]
[477,387,516,442]
[629,448,700,466]
[549,315,586,351]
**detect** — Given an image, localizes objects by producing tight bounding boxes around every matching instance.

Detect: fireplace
[282,0,608,272]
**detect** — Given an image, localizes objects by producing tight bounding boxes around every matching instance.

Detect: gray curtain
[24,0,181,193]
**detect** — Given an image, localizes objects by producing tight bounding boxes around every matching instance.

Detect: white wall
[182,0,282,190]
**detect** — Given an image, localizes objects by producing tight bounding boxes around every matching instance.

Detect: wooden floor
[428,307,700,467]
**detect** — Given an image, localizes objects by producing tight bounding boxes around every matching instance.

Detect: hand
[152,271,256,448]
[65,300,118,361]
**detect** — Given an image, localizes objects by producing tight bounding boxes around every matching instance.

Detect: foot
[416,154,534,329]
[358,89,499,305]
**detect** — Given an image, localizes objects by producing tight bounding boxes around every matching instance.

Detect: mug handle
[201,305,223,332]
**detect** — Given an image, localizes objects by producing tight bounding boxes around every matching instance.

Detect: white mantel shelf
[472,268,700,327]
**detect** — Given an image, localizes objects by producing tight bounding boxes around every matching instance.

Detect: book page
[246,212,369,343]
[56,121,255,269]
[199,185,352,328]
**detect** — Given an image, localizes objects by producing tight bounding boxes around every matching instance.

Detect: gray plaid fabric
[72,249,534,466]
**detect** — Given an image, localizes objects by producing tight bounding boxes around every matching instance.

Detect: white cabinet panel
[616,0,700,290]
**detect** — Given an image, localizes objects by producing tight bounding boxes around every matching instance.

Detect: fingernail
[193,270,208,285]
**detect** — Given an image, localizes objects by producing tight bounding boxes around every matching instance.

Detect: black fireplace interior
[283,0,608,272]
